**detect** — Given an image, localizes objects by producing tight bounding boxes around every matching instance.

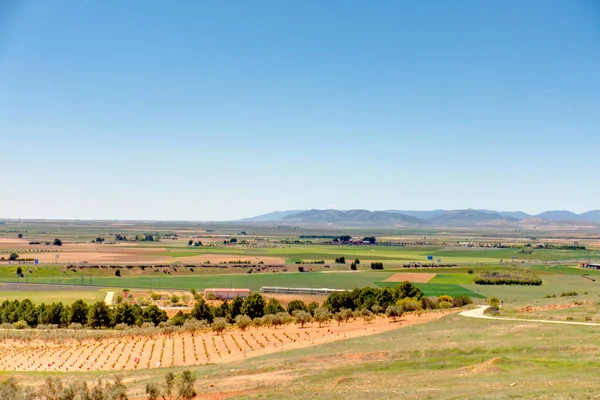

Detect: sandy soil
[0,310,455,372]
[383,272,437,283]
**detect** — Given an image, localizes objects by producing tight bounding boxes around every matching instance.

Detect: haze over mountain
[238,208,600,226]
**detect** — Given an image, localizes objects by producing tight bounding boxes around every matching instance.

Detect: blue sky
[1,1,599,220]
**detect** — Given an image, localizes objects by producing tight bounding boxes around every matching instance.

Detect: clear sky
[1,1,599,221]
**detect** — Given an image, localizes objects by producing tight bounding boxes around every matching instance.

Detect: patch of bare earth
[0,310,456,372]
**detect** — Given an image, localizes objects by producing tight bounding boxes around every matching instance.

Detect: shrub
[68,322,84,330]
[114,323,128,331]
[206,293,216,300]
[467,269,474,274]
[9,252,18,261]
[452,295,472,307]
[170,295,180,304]
[114,269,121,277]
[178,370,196,400]
[484,306,500,315]
[488,297,500,308]
[13,320,28,329]
[252,317,263,329]
[339,308,353,323]
[114,294,124,304]
[561,291,578,297]
[421,296,439,310]
[181,295,190,303]
[150,292,161,301]
[438,301,452,309]
[438,295,453,303]
[360,309,374,323]
[397,298,422,312]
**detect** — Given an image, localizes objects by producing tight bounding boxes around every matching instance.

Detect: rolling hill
[281,209,427,226]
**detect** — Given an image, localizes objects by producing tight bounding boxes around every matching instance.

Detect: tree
[17,233,23,239]
[274,311,291,328]
[354,258,360,265]
[178,370,196,400]
[335,256,346,264]
[313,308,332,328]
[16,266,22,277]
[191,299,214,323]
[370,262,384,270]
[363,236,376,244]
[350,263,357,270]
[468,269,474,274]
[307,301,319,315]
[141,305,167,326]
[385,305,403,322]
[145,383,160,400]
[360,309,374,324]
[229,296,244,320]
[211,317,227,334]
[87,302,112,329]
[113,303,139,326]
[9,252,18,261]
[53,238,62,246]
[264,298,284,315]
[229,238,238,243]
[286,300,307,315]
[164,372,175,400]
[339,235,352,242]
[292,310,311,328]
[339,308,353,323]
[241,293,266,319]
[394,282,423,300]
[70,300,89,325]
[188,240,193,246]
[235,314,252,331]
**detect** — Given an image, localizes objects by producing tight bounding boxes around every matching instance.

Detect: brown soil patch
[519,301,588,313]
[384,273,437,283]
[0,310,456,373]
[461,357,503,374]
[263,293,327,307]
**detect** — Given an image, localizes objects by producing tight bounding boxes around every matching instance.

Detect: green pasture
[0,287,106,304]
[0,271,394,292]
[163,245,599,265]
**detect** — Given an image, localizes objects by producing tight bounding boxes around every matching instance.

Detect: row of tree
[474,271,542,286]
[0,300,167,329]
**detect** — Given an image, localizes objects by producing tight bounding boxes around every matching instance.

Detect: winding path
[460,306,600,327]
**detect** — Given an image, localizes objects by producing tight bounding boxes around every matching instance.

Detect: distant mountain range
[238,208,600,226]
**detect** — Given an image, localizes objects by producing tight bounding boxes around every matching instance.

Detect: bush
[114,323,129,331]
[13,320,28,329]
[150,292,161,301]
[421,296,439,310]
[114,269,121,277]
[170,295,180,304]
[439,301,452,309]
[9,252,18,261]
[313,308,332,327]
[467,269,474,274]
[397,298,422,312]
[452,295,472,307]
[488,297,500,308]
[286,300,307,315]
[438,295,453,303]
[484,306,500,315]
[561,291,578,297]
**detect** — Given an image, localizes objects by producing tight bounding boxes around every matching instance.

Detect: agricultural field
[0,310,451,373]
[2,220,600,398]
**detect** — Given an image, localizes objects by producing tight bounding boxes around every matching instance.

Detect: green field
[375,281,486,298]
[0,287,106,304]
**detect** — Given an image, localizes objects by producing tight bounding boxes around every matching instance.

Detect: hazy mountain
[580,210,600,223]
[385,209,448,219]
[239,208,600,225]
[281,209,427,226]
[238,210,306,222]
[429,210,519,225]
[534,210,581,221]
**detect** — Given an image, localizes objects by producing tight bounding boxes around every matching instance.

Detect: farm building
[260,286,346,295]
[204,288,250,300]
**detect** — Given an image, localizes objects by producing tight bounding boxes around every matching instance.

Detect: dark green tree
[241,293,266,319]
